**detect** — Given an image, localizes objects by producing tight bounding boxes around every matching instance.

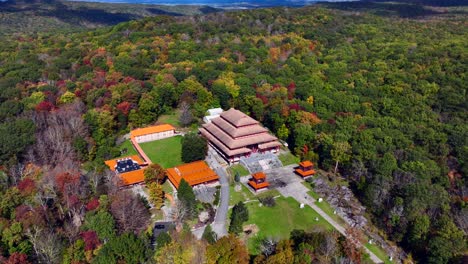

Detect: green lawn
[162,181,175,195]
[157,112,181,128]
[278,152,300,166]
[139,136,183,168]
[365,243,393,264]
[245,196,333,254]
[227,164,250,178]
[118,139,138,157]
[229,184,256,206]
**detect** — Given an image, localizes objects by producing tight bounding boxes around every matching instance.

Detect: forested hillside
[0,3,466,263]
[0,0,219,34]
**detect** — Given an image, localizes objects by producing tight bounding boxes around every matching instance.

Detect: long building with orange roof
[166,160,219,188]
[130,124,175,143]
[105,155,146,186]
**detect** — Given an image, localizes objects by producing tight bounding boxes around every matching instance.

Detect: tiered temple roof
[295,160,316,178]
[248,172,270,190]
[200,108,281,160]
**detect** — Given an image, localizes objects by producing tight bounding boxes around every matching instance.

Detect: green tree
[277,124,290,141]
[2,222,31,255]
[93,233,147,264]
[177,179,197,219]
[202,224,217,245]
[82,211,116,241]
[229,202,248,234]
[331,141,351,173]
[155,231,172,251]
[181,133,208,163]
[0,119,35,163]
[58,91,76,104]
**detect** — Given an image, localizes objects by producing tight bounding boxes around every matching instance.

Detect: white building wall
[135,130,175,143]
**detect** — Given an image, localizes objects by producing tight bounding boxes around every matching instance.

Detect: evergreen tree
[181,133,208,163]
[202,224,217,245]
[177,179,197,219]
[229,202,249,234]
[155,231,171,251]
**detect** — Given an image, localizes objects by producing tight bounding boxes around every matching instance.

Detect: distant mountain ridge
[0,0,220,34]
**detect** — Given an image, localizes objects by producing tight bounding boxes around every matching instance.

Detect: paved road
[271,166,384,264]
[206,150,229,237]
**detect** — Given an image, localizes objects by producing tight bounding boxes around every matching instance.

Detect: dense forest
[0,2,466,263]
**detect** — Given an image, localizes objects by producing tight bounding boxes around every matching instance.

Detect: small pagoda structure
[295,161,316,178]
[248,172,270,191]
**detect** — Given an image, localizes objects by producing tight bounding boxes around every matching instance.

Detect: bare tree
[110,190,150,234]
[179,101,193,127]
[260,237,277,257]
[171,200,189,229]
[26,227,63,264]
[318,232,338,263]
[26,101,88,169]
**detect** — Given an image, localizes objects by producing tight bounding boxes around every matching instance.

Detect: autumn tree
[144,163,166,185]
[147,182,164,209]
[206,234,249,264]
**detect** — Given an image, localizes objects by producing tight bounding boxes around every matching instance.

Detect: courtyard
[139,135,183,168]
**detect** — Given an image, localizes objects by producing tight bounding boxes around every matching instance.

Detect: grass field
[227,164,250,178]
[230,184,256,206]
[139,136,183,168]
[118,139,138,157]
[157,112,181,128]
[365,243,393,264]
[245,196,333,254]
[278,152,300,166]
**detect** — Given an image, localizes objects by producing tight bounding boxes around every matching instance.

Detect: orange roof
[130,124,175,138]
[299,161,314,168]
[104,155,145,171]
[166,161,219,188]
[252,172,266,180]
[249,180,269,190]
[120,170,145,186]
[295,168,316,177]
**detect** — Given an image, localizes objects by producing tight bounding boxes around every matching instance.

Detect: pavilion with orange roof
[104,155,146,186]
[166,160,219,189]
[295,160,316,178]
[248,171,270,191]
